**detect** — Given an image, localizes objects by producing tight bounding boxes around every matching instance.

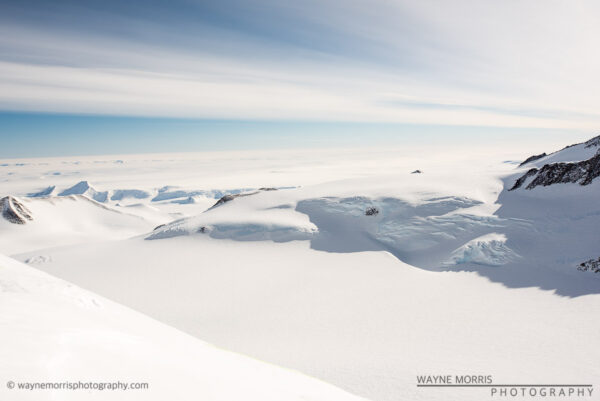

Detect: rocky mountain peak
[1,196,33,224]
[510,149,600,190]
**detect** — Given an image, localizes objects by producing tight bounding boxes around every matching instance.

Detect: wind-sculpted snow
[147,193,525,270]
[445,233,518,266]
[151,188,254,202]
[376,214,508,255]
[170,196,197,204]
[147,220,316,242]
[210,223,316,242]
[151,189,204,202]
[110,189,151,201]
[296,196,521,268]
[300,196,482,219]
[146,191,317,242]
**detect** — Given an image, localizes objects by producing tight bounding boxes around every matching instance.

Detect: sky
[1,0,599,157]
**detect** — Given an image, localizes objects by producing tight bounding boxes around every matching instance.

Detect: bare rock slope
[1,196,33,224]
[510,135,600,190]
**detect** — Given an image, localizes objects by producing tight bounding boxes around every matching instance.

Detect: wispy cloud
[1,0,600,130]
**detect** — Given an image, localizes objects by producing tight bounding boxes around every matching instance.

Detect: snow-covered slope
[16,236,600,401]
[147,185,508,270]
[499,135,600,277]
[0,196,168,254]
[145,136,600,281]
[0,253,365,401]
[519,134,600,167]
[4,142,600,401]
[148,189,317,241]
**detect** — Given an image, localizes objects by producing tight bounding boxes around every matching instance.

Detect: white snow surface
[0,253,365,401]
[15,237,600,401]
[2,143,600,401]
[0,195,164,254]
[445,233,517,266]
[525,134,600,167]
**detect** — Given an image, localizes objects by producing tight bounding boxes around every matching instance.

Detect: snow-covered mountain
[0,195,166,254]
[510,135,600,190]
[58,180,110,202]
[496,135,600,281]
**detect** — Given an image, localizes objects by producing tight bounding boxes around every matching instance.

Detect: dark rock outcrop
[584,135,600,149]
[578,257,600,273]
[1,196,33,224]
[509,168,539,190]
[365,207,379,216]
[510,153,600,190]
[518,153,547,167]
[411,170,422,174]
[209,187,279,209]
[210,192,259,209]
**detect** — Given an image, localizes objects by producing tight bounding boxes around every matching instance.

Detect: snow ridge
[518,153,546,167]
[58,181,109,202]
[27,185,56,197]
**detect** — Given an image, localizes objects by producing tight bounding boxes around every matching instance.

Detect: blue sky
[1,0,599,157]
